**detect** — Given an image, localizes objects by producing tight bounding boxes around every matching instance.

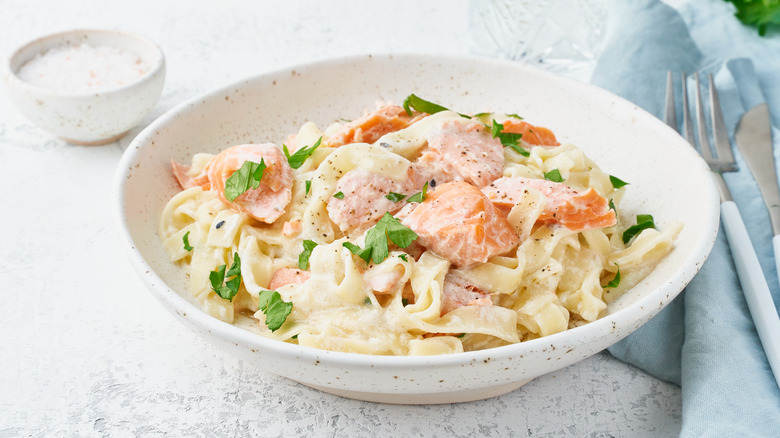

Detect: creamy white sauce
[17,43,150,93]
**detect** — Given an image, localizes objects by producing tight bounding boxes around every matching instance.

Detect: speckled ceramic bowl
[3,29,165,145]
[114,54,719,404]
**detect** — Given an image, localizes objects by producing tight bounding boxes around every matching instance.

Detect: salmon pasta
[159,95,681,355]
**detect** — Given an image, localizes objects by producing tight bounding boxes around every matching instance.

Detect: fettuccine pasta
[159,100,680,355]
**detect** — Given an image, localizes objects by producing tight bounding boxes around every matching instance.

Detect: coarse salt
[17,43,151,93]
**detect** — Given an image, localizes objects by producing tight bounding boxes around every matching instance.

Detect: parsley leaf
[724,0,780,35]
[183,230,193,251]
[609,199,616,212]
[305,180,312,195]
[257,290,293,332]
[210,252,242,301]
[342,241,372,263]
[224,159,267,202]
[333,191,345,199]
[403,94,451,116]
[609,175,629,189]
[398,254,408,262]
[544,169,564,182]
[402,94,471,118]
[491,120,529,157]
[604,265,621,288]
[407,181,428,203]
[385,192,407,202]
[622,214,656,244]
[343,213,418,264]
[298,240,317,270]
[507,113,524,119]
[283,137,322,169]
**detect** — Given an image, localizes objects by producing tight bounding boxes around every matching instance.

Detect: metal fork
[665,71,780,388]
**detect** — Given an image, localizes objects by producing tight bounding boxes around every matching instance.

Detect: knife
[730,60,780,388]
[731,61,780,286]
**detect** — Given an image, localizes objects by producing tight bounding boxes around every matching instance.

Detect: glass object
[469,0,608,82]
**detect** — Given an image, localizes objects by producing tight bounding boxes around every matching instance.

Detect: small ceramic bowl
[3,29,165,145]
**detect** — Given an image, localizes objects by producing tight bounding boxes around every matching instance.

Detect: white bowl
[3,29,165,145]
[114,54,719,404]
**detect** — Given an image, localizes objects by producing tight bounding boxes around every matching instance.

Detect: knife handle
[722,201,780,389]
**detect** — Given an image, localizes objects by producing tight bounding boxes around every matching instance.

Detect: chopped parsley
[283,137,322,169]
[398,253,409,262]
[609,175,629,189]
[544,169,564,183]
[507,113,524,119]
[364,297,372,305]
[342,212,418,264]
[402,298,409,306]
[622,214,656,244]
[385,192,407,202]
[407,181,429,203]
[604,265,621,288]
[491,119,529,157]
[209,252,242,301]
[609,199,616,212]
[183,231,193,251]
[402,94,470,118]
[257,289,293,332]
[333,191,345,199]
[298,240,317,270]
[224,159,267,202]
[305,180,312,195]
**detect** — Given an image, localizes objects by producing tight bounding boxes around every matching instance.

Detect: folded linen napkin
[591,0,780,435]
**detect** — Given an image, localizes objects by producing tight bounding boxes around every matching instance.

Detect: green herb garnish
[491,120,529,157]
[402,298,409,306]
[622,214,656,244]
[724,0,780,35]
[609,199,616,212]
[385,192,407,202]
[333,191,345,199]
[257,289,293,332]
[609,175,629,189]
[544,169,564,183]
[342,212,418,264]
[407,181,428,203]
[305,180,312,195]
[209,252,242,301]
[224,159,267,202]
[398,254,409,262]
[364,297,372,305]
[507,113,524,119]
[403,94,451,116]
[298,240,317,270]
[283,137,322,169]
[183,231,193,251]
[605,265,621,288]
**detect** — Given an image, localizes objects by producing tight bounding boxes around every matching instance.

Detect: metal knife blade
[735,103,780,235]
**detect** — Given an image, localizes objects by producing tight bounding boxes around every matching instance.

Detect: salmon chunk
[418,119,504,187]
[208,143,294,224]
[440,273,493,316]
[268,268,311,290]
[325,104,425,147]
[327,168,415,233]
[501,119,559,146]
[401,181,519,267]
[482,176,616,231]
[171,159,211,190]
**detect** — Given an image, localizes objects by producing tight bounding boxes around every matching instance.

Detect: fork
[665,71,780,388]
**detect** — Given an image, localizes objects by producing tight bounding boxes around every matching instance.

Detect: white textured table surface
[0,1,682,436]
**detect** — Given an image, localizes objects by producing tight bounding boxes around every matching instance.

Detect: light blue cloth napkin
[591,0,780,435]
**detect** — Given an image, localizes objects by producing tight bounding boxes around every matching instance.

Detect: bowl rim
[4,28,165,97]
[113,52,720,368]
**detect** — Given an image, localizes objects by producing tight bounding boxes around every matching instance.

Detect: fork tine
[709,73,735,163]
[681,72,696,148]
[664,71,677,129]
[694,72,715,161]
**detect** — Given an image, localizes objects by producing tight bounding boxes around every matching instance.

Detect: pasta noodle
[159,102,680,355]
